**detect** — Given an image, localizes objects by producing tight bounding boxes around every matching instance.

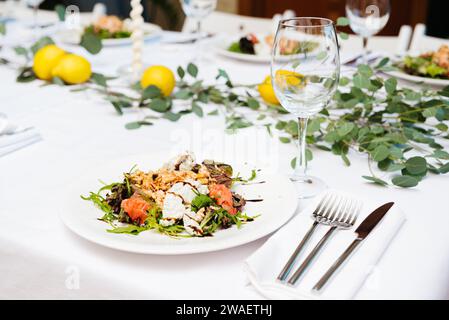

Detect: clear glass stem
[32,5,38,38]
[295,117,309,177]
[362,37,369,64]
[196,20,202,38]
[193,19,203,62]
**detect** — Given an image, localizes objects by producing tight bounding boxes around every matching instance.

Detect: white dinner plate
[58,23,162,47]
[213,35,317,64]
[384,70,449,88]
[214,45,273,63]
[60,153,298,255]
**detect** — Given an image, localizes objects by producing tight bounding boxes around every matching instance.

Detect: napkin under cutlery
[244,192,406,300]
[0,116,41,158]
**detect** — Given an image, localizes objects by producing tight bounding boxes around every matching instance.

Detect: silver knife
[313,202,395,292]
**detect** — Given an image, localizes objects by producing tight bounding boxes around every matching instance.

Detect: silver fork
[277,193,340,282]
[287,195,361,286]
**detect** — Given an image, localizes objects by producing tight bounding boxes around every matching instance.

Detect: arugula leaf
[191,194,213,212]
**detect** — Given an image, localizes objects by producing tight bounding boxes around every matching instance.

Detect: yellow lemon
[140,66,175,97]
[275,70,306,90]
[258,76,279,105]
[51,54,92,84]
[33,44,66,81]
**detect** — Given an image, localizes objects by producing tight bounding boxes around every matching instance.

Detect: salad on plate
[82,152,258,238]
[83,15,132,39]
[228,33,319,56]
[398,45,449,80]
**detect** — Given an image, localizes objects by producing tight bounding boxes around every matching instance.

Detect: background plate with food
[58,15,162,47]
[386,45,449,87]
[214,33,319,63]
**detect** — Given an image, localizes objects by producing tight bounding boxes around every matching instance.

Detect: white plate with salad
[214,33,319,63]
[58,15,162,47]
[386,45,449,87]
[60,152,298,255]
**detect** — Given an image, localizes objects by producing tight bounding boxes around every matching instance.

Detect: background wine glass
[181,0,217,39]
[346,0,391,63]
[25,0,44,36]
[271,18,340,199]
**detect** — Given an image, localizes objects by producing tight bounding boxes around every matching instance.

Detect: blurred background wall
[16,0,449,38]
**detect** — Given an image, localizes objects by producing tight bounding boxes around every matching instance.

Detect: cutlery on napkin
[244,192,406,300]
[0,116,41,157]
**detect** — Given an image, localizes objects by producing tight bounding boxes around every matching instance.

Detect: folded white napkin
[0,117,41,157]
[244,192,406,300]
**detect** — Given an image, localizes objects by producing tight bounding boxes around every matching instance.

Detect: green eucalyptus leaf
[392,175,419,188]
[149,98,170,113]
[125,121,153,130]
[405,157,427,175]
[439,163,449,174]
[192,101,204,117]
[187,63,198,78]
[16,67,36,83]
[357,64,373,77]
[337,122,355,137]
[384,77,398,95]
[142,85,162,99]
[80,32,102,55]
[174,89,191,100]
[339,32,349,40]
[336,17,350,26]
[30,36,55,54]
[371,145,390,162]
[247,98,260,110]
[52,76,65,86]
[363,176,388,186]
[279,137,291,144]
[163,112,181,122]
[125,122,141,130]
[55,4,66,21]
[177,66,185,79]
[91,72,107,87]
[432,150,449,160]
[375,57,390,69]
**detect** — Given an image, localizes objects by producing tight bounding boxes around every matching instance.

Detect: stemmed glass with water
[346,0,391,63]
[271,18,340,199]
[25,0,44,36]
[181,0,217,39]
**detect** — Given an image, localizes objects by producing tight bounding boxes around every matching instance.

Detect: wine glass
[271,18,340,199]
[25,0,44,36]
[181,0,217,39]
[346,0,391,63]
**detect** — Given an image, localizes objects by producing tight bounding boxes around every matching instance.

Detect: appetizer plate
[58,23,162,47]
[60,153,298,255]
[384,70,449,88]
[214,34,318,63]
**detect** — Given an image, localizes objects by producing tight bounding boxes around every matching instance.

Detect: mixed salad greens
[82,153,258,238]
[398,45,449,80]
[84,25,131,40]
[228,33,318,56]
[83,15,132,40]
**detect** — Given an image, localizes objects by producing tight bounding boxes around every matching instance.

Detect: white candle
[130,0,144,81]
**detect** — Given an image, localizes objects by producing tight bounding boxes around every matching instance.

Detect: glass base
[289,175,327,199]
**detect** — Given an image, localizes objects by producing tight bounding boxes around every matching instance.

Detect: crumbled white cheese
[185,178,209,195]
[185,208,206,223]
[161,193,187,226]
[168,182,197,204]
[163,152,196,172]
[183,215,203,236]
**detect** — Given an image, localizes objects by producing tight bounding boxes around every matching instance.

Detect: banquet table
[1,10,449,300]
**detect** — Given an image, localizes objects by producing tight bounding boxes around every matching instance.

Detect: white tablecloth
[1,12,449,300]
